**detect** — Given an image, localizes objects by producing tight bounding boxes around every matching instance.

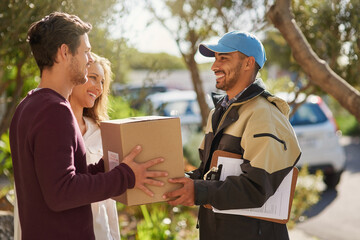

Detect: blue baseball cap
[199,31,267,68]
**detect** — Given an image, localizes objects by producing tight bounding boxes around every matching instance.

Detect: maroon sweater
[10,88,135,239]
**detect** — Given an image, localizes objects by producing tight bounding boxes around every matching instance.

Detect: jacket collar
[211,92,225,106]
[211,78,266,135]
[211,78,266,108]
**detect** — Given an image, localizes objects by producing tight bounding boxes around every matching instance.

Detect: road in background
[293,136,360,240]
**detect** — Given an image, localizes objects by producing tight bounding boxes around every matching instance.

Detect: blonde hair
[83,52,113,126]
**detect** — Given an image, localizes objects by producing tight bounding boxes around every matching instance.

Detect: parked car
[146,90,214,144]
[112,83,168,109]
[277,92,346,188]
[147,90,203,125]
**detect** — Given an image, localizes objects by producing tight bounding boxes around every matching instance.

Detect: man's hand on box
[162,177,195,206]
[122,145,168,197]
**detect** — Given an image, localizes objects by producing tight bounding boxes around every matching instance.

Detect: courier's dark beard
[216,62,243,91]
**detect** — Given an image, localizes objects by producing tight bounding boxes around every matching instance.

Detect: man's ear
[245,56,256,70]
[57,44,70,62]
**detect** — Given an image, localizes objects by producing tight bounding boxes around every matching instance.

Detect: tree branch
[267,0,360,122]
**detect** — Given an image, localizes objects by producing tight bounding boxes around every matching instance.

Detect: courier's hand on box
[123,145,168,197]
[162,177,195,206]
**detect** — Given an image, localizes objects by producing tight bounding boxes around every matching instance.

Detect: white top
[83,117,120,240]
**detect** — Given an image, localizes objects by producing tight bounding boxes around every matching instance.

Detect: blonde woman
[69,53,120,240]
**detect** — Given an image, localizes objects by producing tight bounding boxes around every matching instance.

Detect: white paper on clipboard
[212,156,293,220]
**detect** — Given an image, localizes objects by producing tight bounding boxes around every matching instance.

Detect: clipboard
[204,150,298,224]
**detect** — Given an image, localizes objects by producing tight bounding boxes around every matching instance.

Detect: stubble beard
[70,56,87,86]
[216,62,243,91]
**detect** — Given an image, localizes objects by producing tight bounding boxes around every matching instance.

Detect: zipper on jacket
[258,220,262,235]
[253,133,287,150]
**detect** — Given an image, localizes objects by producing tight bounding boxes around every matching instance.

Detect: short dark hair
[238,51,260,76]
[27,12,92,73]
[254,63,260,76]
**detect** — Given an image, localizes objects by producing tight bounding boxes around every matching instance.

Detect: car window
[161,100,200,117]
[190,101,200,115]
[162,101,189,116]
[290,103,328,126]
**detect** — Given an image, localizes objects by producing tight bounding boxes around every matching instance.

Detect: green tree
[264,0,360,97]
[127,49,186,70]
[89,28,132,84]
[292,0,360,88]
[0,0,126,137]
[267,0,360,122]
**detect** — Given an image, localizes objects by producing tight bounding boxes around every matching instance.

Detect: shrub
[288,165,324,229]
[336,114,360,136]
[0,131,14,210]
[118,203,198,240]
[0,132,12,177]
[108,95,144,120]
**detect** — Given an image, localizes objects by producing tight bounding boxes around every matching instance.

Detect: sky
[121,9,179,55]
[110,2,216,64]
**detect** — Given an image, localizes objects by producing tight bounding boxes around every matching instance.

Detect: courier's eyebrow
[217,53,231,56]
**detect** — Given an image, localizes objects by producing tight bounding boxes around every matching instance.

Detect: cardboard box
[100,116,184,205]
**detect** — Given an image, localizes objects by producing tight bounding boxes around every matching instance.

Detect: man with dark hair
[164,31,301,240]
[27,12,92,75]
[10,12,167,239]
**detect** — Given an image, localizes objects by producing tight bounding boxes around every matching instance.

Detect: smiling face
[211,52,247,91]
[70,61,104,109]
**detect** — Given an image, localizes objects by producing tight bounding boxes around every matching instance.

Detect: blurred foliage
[292,0,360,89]
[264,74,298,94]
[117,202,198,240]
[263,0,360,96]
[137,204,174,240]
[107,95,145,119]
[0,0,122,86]
[336,115,360,136]
[288,165,324,229]
[90,28,131,83]
[0,131,12,182]
[0,0,126,136]
[262,0,360,124]
[127,49,186,70]
[0,131,13,202]
[329,95,360,136]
